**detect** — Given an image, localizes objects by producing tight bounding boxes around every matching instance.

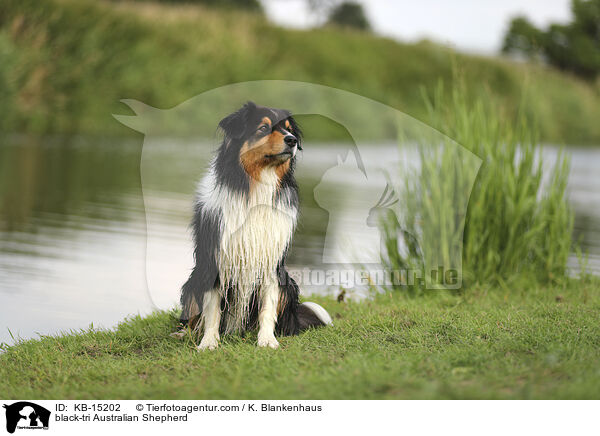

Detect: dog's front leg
[197,290,221,351]
[257,274,280,349]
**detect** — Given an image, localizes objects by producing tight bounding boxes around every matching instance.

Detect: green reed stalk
[382,81,573,292]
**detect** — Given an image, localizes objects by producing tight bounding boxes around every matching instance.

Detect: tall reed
[382,83,573,292]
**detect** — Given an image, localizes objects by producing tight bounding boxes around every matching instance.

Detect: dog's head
[217,101,302,183]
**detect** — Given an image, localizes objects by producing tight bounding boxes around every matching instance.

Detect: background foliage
[0,0,599,143]
[382,82,573,293]
[503,0,600,80]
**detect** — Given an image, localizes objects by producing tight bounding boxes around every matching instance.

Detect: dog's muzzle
[284,134,298,157]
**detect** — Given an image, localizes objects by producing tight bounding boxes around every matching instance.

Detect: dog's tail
[298,302,333,331]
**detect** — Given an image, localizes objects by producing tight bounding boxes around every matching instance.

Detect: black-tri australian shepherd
[177,102,332,350]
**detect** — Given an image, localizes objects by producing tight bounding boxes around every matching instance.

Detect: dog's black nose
[284,135,297,147]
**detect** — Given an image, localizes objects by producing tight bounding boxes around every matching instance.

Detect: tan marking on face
[285,120,291,130]
[239,130,291,183]
[261,117,272,127]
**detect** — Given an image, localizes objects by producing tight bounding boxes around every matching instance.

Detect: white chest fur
[197,168,297,331]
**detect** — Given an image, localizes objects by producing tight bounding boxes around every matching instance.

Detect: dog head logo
[3,402,50,434]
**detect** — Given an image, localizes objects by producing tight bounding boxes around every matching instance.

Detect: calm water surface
[1,137,598,345]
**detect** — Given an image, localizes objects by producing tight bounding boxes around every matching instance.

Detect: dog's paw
[257,334,279,349]
[197,335,219,351]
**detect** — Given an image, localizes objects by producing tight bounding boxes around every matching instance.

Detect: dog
[178,101,332,350]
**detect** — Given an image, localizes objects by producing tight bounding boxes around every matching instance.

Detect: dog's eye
[258,125,270,133]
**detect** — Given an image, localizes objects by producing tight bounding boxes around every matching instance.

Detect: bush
[502,0,600,79]
[326,2,370,31]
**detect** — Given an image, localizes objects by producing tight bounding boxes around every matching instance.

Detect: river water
[0,137,598,345]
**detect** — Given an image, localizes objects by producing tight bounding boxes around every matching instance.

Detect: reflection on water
[1,136,599,345]
[0,136,147,346]
[565,148,600,274]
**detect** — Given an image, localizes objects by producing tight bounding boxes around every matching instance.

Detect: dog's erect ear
[219,101,256,140]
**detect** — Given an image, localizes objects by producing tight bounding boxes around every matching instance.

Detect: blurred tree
[307,0,370,31]
[326,2,370,31]
[501,17,545,59]
[307,0,337,16]
[502,0,600,79]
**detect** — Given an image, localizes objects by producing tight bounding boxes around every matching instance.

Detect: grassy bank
[1,0,600,142]
[1,280,599,399]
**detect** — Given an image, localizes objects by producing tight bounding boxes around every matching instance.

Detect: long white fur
[257,273,280,348]
[198,289,221,350]
[301,302,333,326]
[196,164,298,348]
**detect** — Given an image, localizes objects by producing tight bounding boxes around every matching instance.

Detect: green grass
[1,280,599,399]
[1,0,600,142]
